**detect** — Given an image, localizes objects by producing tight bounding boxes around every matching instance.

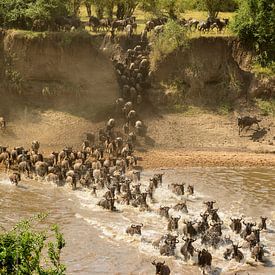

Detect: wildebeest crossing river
[0,167,274,274]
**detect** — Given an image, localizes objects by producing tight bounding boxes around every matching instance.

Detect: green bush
[231,0,275,67]
[150,19,189,69]
[0,214,66,274]
[0,0,70,30]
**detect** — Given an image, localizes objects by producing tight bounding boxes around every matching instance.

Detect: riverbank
[139,149,275,169]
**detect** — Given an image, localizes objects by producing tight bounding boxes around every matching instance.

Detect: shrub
[0,214,66,274]
[231,0,275,67]
[150,19,189,69]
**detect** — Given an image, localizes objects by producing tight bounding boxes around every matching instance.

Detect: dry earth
[1,109,275,167]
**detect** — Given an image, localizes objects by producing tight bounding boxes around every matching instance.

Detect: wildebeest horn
[131,224,136,228]
[213,200,216,203]
[139,223,143,227]
[162,261,165,264]
[182,237,186,241]
[230,217,233,221]
[152,260,156,265]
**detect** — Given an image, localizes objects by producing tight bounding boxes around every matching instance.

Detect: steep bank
[149,37,274,108]
[0,30,118,118]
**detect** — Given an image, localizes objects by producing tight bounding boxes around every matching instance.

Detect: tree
[231,0,275,66]
[0,214,66,274]
[140,0,186,19]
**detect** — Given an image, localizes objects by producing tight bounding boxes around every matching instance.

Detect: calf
[152,260,170,275]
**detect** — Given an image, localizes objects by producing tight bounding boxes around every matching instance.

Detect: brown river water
[0,167,275,275]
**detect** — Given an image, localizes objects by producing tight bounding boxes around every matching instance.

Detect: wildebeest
[187,184,194,195]
[230,217,243,234]
[126,223,143,235]
[167,216,181,231]
[198,248,212,268]
[170,183,185,196]
[180,237,196,261]
[195,213,209,234]
[231,243,244,262]
[152,260,170,275]
[152,233,178,249]
[246,228,261,249]
[97,197,116,211]
[238,116,261,135]
[183,220,197,237]
[203,200,216,212]
[258,216,268,230]
[173,201,188,213]
[159,239,178,256]
[9,172,21,186]
[251,243,265,262]
[240,221,256,239]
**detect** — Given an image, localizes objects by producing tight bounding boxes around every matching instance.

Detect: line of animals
[88,15,229,37]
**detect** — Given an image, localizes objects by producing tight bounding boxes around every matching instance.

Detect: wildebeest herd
[0,118,271,275]
[65,14,229,38]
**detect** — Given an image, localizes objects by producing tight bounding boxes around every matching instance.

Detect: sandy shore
[139,149,275,168]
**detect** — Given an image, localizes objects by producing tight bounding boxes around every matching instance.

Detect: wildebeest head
[243,221,256,235]
[131,223,143,235]
[230,217,243,233]
[168,216,181,230]
[152,260,165,274]
[203,200,216,211]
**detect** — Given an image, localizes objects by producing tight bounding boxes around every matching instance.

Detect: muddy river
[0,168,274,275]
